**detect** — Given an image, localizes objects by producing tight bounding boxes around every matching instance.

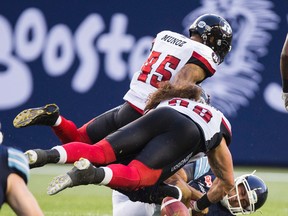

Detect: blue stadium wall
[0,0,287,166]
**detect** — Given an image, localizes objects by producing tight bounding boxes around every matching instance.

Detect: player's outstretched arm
[6,173,44,216]
[192,138,234,213]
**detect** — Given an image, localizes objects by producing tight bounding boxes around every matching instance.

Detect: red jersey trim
[128,102,144,115]
[192,51,216,75]
[221,118,232,136]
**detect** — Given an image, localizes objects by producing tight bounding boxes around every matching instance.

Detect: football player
[280,33,288,110]
[14,13,233,214]
[113,157,268,216]
[25,82,235,212]
[188,169,268,215]
[13,13,232,147]
[0,123,43,216]
[112,157,211,216]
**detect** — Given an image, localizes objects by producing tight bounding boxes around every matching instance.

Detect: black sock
[118,183,180,204]
[68,166,106,186]
[46,149,60,163]
[93,167,105,184]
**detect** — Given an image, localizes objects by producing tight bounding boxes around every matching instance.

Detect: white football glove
[282,92,288,111]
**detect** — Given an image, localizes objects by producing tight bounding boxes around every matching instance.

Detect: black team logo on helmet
[189,13,233,64]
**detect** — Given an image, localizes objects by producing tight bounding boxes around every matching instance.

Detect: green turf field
[1,165,288,216]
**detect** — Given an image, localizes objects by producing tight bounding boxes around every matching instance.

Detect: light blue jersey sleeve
[193,156,210,179]
[7,147,30,183]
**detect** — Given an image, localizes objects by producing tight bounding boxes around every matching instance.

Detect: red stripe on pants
[63,139,116,165]
[107,160,162,190]
[52,116,93,144]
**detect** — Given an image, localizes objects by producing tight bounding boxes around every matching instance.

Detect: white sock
[99,167,113,185]
[52,146,67,163]
[53,116,62,127]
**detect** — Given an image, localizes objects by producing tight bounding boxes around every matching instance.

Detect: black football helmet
[221,171,268,215]
[189,14,233,64]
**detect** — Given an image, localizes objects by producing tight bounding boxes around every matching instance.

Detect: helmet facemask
[221,171,268,215]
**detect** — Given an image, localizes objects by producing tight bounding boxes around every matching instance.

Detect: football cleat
[13,104,60,128]
[25,149,48,168]
[47,158,96,195]
[47,174,73,195]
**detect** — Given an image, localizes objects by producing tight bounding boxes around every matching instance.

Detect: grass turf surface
[2,165,288,215]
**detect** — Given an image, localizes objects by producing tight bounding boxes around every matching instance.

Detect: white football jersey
[157,98,232,152]
[123,30,218,112]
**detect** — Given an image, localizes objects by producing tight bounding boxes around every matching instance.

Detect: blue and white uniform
[0,145,29,207]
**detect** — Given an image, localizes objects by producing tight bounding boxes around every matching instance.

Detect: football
[161,196,190,216]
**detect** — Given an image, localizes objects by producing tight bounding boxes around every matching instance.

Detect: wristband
[193,194,212,212]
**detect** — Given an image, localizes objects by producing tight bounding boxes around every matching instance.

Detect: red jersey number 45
[138,50,180,88]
